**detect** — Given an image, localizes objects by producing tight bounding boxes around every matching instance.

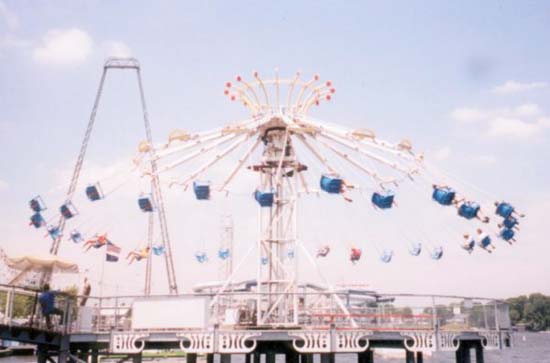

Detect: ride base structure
[3,58,518,363]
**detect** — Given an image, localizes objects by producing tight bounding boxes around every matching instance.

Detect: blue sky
[0,1,549,298]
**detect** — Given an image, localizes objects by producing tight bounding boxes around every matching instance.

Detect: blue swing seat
[503,216,518,229]
[431,247,444,260]
[480,236,492,248]
[458,201,480,220]
[138,196,154,212]
[320,174,343,194]
[287,249,295,259]
[432,187,456,206]
[372,191,395,209]
[380,250,393,263]
[152,245,165,256]
[255,190,274,207]
[193,181,211,200]
[261,257,269,265]
[60,201,78,219]
[496,202,514,219]
[47,225,62,239]
[218,248,230,260]
[69,230,83,243]
[30,212,46,228]
[195,252,208,263]
[85,184,103,201]
[500,228,515,241]
[408,243,422,256]
[29,196,46,212]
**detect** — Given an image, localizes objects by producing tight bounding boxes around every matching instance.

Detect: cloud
[433,146,451,161]
[473,155,497,165]
[492,80,548,94]
[0,179,8,191]
[451,103,550,140]
[0,1,19,31]
[33,28,93,65]
[103,41,132,58]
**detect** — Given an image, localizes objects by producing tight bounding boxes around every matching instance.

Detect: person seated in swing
[453,198,490,223]
[494,201,525,219]
[499,228,517,244]
[83,233,109,252]
[432,184,457,206]
[316,245,331,258]
[126,246,151,264]
[350,247,362,264]
[461,234,476,254]
[498,216,520,231]
[475,228,495,253]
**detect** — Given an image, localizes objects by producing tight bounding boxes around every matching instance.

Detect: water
[2,333,549,363]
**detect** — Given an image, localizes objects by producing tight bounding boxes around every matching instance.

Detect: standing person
[38,284,64,330]
[80,278,91,307]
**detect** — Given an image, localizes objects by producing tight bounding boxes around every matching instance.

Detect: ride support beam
[358,350,374,363]
[300,354,313,363]
[405,350,414,363]
[320,353,335,363]
[286,351,299,363]
[187,354,197,363]
[266,351,276,363]
[221,354,232,363]
[474,342,484,363]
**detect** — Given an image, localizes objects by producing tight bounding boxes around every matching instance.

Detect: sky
[0,0,549,300]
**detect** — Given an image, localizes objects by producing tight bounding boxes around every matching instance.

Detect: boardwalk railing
[69,291,511,334]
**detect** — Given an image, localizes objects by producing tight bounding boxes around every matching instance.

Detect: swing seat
[462,240,475,252]
[430,247,444,260]
[380,250,393,263]
[218,248,230,260]
[193,181,211,200]
[69,230,83,243]
[350,248,362,262]
[152,245,165,256]
[496,202,514,219]
[261,257,269,265]
[480,236,492,248]
[320,174,343,194]
[408,243,422,256]
[503,216,518,229]
[85,184,103,201]
[458,202,480,219]
[287,249,295,259]
[47,225,61,239]
[29,196,46,212]
[316,246,330,258]
[138,196,154,212]
[432,187,455,206]
[372,191,395,209]
[195,252,208,263]
[60,201,78,219]
[500,228,515,241]
[255,190,274,207]
[30,213,45,228]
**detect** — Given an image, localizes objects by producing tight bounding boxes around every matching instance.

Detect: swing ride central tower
[254,118,303,325]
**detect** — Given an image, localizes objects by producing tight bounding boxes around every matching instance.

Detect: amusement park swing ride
[18,58,524,328]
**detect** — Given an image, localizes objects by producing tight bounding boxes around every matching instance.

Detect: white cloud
[0,1,19,31]
[433,146,451,161]
[451,103,550,140]
[492,80,548,94]
[0,179,8,191]
[103,41,132,58]
[33,28,93,65]
[487,117,542,139]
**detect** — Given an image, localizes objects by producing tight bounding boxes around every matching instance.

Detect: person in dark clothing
[38,284,64,329]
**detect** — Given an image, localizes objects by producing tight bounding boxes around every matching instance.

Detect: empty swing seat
[431,247,444,260]
[85,184,103,201]
[60,202,78,219]
[372,191,395,209]
[432,187,456,206]
[152,245,165,256]
[458,202,480,220]
[380,250,393,263]
[218,248,230,260]
[496,202,514,218]
[193,181,211,200]
[255,190,274,207]
[320,174,343,194]
[503,216,518,229]
[30,213,45,228]
[195,252,208,263]
[409,243,422,256]
[500,228,515,241]
[29,196,46,212]
[69,230,83,243]
[138,196,154,212]
[261,257,269,265]
[47,225,61,239]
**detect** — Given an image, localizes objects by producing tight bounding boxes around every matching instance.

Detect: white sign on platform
[131,296,209,330]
